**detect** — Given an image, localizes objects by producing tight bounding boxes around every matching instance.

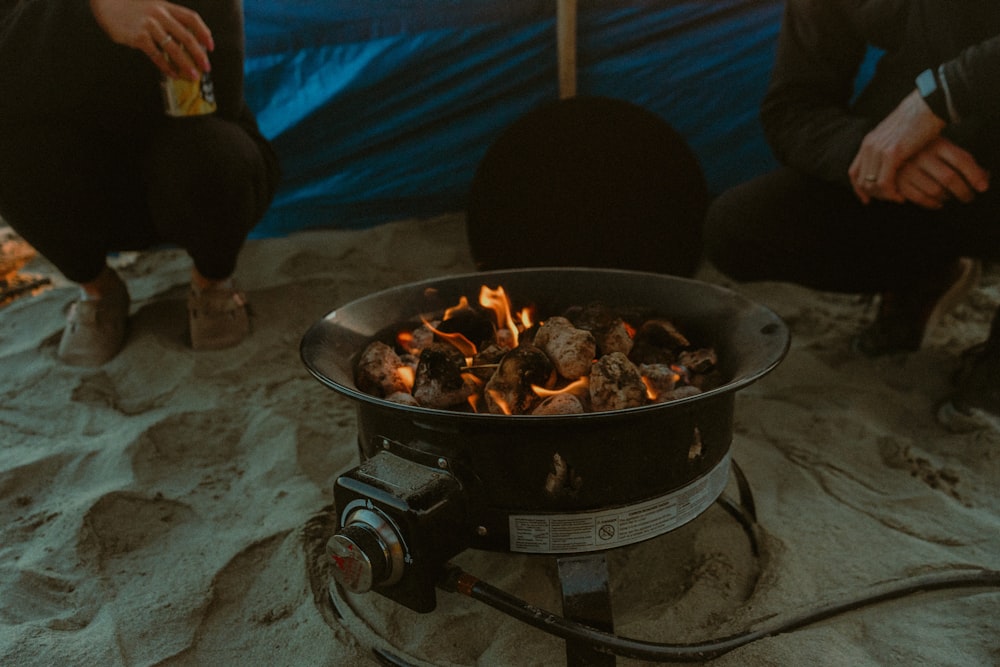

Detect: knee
[153,118,256,184]
[146,117,276,215]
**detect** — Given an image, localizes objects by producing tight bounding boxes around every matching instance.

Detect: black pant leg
[704,168,998,294]
[142,112,278,281]
[0,120,156,283]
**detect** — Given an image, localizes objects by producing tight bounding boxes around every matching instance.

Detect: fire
[464,373,484,412]
[641,365,684,401]
[397,330,419,355]
[0,235,54,307]
[396,366,415,392]
[479,286,522,348]
[641,375,658,400]
[487,388,512,415]
[519,306,535,330]
[353,281,718,415]
[420,316,478,359]
[443,295,471,320]
[426,286,534,356]
[533,376,589,398]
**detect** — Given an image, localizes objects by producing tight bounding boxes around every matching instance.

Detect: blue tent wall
[242,0,785,237]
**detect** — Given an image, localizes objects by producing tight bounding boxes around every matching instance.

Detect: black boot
[938,306,1000,432]
[853,258,980,357]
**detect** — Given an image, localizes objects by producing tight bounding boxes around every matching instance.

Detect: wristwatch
[915,68,949,122]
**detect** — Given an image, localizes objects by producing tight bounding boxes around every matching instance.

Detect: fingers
[932,139,990,195]
[849,157,898,204]
[89,0,214,80]
[148,4,214,80]
[847,156,870,203]
[927,164,976,204]
[892,139,990,210]
[156,34,200,80]
[847,90,949,205]
[897,166,951,209]
[848,135,990,208]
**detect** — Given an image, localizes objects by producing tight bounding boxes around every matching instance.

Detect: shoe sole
[57,278,131,366]
[936,399,1000,433]
[920,257,982,348]
[188,294,250,351]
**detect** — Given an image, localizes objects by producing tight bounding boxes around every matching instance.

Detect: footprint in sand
[70,364,190,416]
[81,490,195,558]
[128,411,243,496]
[878,438,968,506]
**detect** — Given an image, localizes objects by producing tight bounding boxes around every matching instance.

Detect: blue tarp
[243,0,786,237]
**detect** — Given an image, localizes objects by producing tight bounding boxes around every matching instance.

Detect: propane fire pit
[301,267,790,664]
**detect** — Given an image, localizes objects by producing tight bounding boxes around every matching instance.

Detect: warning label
[508,453,730,554]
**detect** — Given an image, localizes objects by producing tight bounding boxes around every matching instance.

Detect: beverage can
[161,72,217,117]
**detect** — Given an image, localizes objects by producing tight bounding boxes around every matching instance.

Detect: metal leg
[557,553,616,666]
[715,458,761,557]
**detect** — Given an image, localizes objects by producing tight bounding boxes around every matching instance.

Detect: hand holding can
[89,0,214,80]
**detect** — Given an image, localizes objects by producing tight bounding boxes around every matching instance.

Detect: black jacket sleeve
[941,33,1000,124]
[759,0,896,185]
[760,0,999,185]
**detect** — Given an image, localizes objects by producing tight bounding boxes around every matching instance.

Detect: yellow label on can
[161,73,217,117]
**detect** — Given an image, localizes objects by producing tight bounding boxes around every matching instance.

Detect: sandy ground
[1,213,998,666]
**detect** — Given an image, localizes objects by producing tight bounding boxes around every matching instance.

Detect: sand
[1,212,998,666]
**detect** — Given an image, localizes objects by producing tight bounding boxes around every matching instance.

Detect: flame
[397,330,419,355]
[532,377,589,397]
[518,307,535,330]
[641,366,684,401]
[624,321,637,339]
[396,366,415,392]
[641,376,658,400]
[444,295,471,320]
[487,389,512,415]
[479,285,521,348]
[463,373,483,411]
[421,316,477,359]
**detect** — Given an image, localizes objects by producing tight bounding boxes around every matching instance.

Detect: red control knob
[326,508,404,593]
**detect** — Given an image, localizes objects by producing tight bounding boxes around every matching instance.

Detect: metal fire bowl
[301,268,789,551]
